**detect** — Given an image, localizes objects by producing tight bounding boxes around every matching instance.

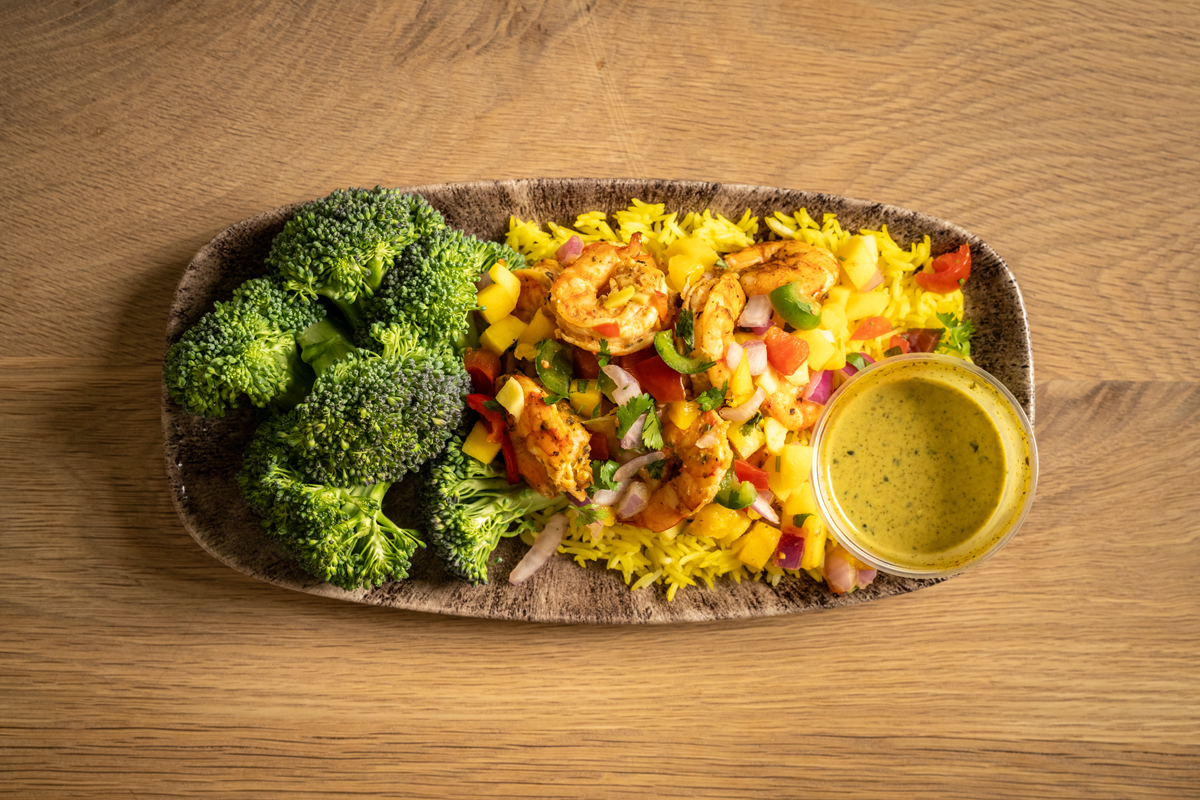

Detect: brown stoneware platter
[162,178,1034,623]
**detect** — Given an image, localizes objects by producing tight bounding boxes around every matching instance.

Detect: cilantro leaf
[696,383,727,412]
[740,411,763,436]
[589,459,621,493]
[641,405,664,450]
[846,352,871,371]
[597,339,612,368]
[935,313,975,358]
[615,393,663,451]
[573,504,609,527]
[675,309,696,352]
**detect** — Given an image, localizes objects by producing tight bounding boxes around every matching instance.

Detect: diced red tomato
[888,335,910,354]
[629,355,687,402]
[463,348,502,395]
[733,459,771,494]
[592,321,621,338]
[915,243,971,294]
[589,430,610,462]
[763,326,809,374]
[616,346,657,372]
[850,316,893,340]
[499,433,519,484]
[571,346,601,379]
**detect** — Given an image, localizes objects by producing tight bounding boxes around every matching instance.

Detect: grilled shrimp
[760,379,823,432]
[504,373,592,501]
[511,260,560,323]
[549,233,672,355]
[725,240,839,300]
[682,270,745,391]
[633,410,733,533]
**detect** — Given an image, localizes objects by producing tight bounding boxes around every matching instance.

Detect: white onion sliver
[725,340,744,370]
[616,481,651,519]
[719,387,766,423]
[739,293,773,329]
[749,493,779,524]
[860,269,884,292]
[695,430,719,449]
[744,339,768,376]
[590,484,629,507]
[508,513,568,585]
[620,413,646,450]
[613,450,665,484]
[603,364,641,406]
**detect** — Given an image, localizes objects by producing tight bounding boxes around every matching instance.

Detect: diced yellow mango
[569,379,602,418]
[664,236,720,266]
[477,281,519,324]
[667,400,701,429]
[687,503,752,543]
[726,354,754,405]
[516,307,557,345]
[603,285,636,309]
[765,453,793,502]
[763,417,788,455]
[666,253,706,293]
[732,521,784,571]
[824,342,847,372]
[727,418,766,459]
[779,442,813,491]
[799,516,827,570]
[844,291,889,320]
[496,376,524,420]
[488,261,521,299]
[479,314,527,355]
[839,234,880,290]
[513,342,538,361]
[818,304,848,338]
[783,479,819,522]
[462,420,501,464]
[826,285,852,307]
[794,329,835,370]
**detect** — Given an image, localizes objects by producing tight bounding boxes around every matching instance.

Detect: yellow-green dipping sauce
[823,369,1007,565]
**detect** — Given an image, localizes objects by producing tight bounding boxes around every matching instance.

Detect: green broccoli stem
[343,482,423,554]
[297,317,359,376]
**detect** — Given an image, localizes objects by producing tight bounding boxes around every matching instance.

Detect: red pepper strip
[465,393,520,483]
[463,348,502,395]
[733,459,771,494]
[589,430,610,462]
[593,321,621,338]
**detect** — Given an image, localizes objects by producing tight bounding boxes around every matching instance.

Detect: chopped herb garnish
[696,383,727,412]
[935,312,975,358]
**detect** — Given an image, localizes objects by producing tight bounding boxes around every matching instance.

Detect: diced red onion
[585,519,604,541]
[749,490,779,524]
[839,353,876,378]
[803,370,832,404]
[743,339,768,376]
[620,413,646,450]
[774,531,805,570]
[556,235,584,266]
[860,269,883,292]
[696,430,720,448]
[855,568,878,589]
[613,450,664,484]
[901,328,943,353]
[738,294,773,329]
[508,513,568,585]
[725,340,743,370]
[719,387,765,423]
[823,547,857,594]
[602,364,641,406]
[616,481,651,519]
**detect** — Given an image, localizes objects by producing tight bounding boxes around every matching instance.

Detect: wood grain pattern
[1,0,1197,796]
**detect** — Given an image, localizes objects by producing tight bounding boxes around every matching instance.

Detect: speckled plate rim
[162,178,1033,624]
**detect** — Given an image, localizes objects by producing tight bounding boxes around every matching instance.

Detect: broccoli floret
[164,276,352,417]
[272,323,471,486]
[265,187,447,331]
[238,414,423,591]
[421,430,569,584]
[363,228,526,351]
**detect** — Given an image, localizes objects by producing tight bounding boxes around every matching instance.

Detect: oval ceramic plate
[162,179,1033,623]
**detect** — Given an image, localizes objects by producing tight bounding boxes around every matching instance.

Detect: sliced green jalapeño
[714,466,758,510]
[653,330,715,375]
[768,282,822,330]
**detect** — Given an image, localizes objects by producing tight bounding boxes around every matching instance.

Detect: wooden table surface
[2,1,1197,797]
